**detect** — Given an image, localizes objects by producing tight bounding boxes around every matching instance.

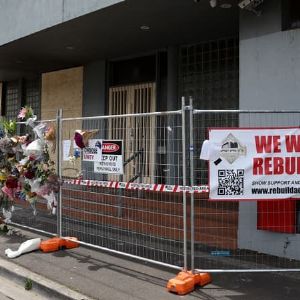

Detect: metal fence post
[189,97,195,271]
[56,109,63,237]
[181,97,188,271]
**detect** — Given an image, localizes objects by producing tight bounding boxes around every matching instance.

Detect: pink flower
[2,186,14,199]
[29,154,36,161]
[18,107,27,119]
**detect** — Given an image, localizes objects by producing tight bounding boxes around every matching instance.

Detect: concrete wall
[0,0,123,46]
[240,0,300,110]
[0,82,2,115]
[82,60,107,180]
[238,0,300,260]
[83,60,106,117]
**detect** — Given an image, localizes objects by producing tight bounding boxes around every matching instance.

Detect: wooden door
[109,83,156,183]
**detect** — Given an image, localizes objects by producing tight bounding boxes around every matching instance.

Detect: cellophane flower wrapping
[0,107,60,221]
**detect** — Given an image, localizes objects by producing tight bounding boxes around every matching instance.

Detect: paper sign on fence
[63,140,71,161]
[82,139,103,162]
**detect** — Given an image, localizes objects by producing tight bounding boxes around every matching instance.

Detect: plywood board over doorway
[41,67,83,178]
[109,83,156,183]
[41,67,83,120]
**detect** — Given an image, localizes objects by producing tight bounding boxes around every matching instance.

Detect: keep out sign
[94,140,124,175]
[208,128,300,200]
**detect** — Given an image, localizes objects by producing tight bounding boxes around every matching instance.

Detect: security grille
[4,81,20,120]
[180,37,239,185]
[109,83,156,182]
[24,78,41,120]
[180,37,239,109]
[3,78,41,121]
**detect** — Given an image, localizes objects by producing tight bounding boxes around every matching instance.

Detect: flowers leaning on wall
[0,106,60,222]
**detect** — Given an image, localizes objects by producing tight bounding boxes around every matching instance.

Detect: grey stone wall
[238,0,300,260]
[83,60,106,117]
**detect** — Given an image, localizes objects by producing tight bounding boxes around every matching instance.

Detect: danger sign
[94,140,123,175]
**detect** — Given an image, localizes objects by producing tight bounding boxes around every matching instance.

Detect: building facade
[1,0,300,261]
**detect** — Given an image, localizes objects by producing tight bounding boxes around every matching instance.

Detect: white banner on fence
[209,128,300,200]
[94,140,123,174]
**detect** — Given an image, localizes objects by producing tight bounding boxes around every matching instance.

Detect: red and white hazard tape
[63,179,209,194]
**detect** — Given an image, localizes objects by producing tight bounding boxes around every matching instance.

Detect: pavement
[0,272,49,300]
[1,227,300,300]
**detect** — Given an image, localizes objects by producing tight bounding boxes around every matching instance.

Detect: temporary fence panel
[7,105,300,274]
[60,110,187,269]
[11,120,58,235]
[192,109,300,272]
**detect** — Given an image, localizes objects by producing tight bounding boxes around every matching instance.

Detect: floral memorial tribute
[0,106,59,222]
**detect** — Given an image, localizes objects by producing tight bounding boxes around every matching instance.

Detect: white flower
[69,156,76,163]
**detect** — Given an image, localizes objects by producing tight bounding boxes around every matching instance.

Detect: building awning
[0,0,238,80]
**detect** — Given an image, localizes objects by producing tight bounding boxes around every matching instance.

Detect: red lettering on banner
[285,135,300,152]
[255,135,281,153]
[273,136,281,153]
[253,156,300,175]
[253,158,263,175]
[255,136,271,153]
[286,157,295,175]
[273,157,284,174]
[264,157,272,175]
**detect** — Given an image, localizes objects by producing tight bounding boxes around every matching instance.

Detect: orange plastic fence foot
[193,272,212,287]
[40,237,79,253]
[167,270,212,295]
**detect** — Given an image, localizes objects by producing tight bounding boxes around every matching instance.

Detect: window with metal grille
[179,37,239,186]
[2,78,41,120]
[4,81,20,120]
[24,78,41,120]
[180,37,239,110]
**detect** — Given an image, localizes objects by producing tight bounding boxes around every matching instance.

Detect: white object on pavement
[5,238,41,259]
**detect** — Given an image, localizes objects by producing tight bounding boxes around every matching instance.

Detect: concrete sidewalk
[0,228,300,300]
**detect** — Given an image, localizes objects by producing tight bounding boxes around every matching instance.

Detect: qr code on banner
[218,169,244,196]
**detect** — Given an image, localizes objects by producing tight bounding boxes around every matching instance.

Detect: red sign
[103,143,120,153]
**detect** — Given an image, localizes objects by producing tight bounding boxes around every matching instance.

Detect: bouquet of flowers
[1,119,17,137]
[0,106,60,222]
[17,106,34,120]
[18,106,37,127]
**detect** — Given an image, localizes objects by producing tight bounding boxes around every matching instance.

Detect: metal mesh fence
[60,112,185,268]
[8,107,300,273]
[192,110,300,272]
